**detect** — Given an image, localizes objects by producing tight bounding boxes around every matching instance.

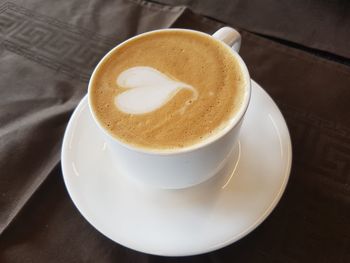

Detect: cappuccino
[90,30,245,149]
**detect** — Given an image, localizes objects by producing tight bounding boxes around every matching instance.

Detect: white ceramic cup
[88,27,251,189]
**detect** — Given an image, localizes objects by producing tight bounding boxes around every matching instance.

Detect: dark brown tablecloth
[158,0,350,61]
[0,0,349,262]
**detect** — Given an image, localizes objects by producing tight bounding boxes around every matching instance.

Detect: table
[0,0,349,262]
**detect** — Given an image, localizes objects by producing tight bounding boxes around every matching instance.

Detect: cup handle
[212,27,241,53]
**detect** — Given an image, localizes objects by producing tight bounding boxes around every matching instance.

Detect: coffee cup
[88,27,251,189]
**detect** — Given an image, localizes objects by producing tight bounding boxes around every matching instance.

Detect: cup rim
[88,28,251,156]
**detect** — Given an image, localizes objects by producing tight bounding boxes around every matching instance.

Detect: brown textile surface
[155,0,350,60]
[0,0,349,262]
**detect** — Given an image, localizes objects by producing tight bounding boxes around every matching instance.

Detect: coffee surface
[90,30,245,149]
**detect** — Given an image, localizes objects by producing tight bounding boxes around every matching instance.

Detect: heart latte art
[90,30,245,149]
[115,66,198,114]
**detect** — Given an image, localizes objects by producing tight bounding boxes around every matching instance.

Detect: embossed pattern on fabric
[0,2,115,82]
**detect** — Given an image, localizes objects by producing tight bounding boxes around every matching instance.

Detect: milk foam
[91,30,244,149]
[115,66,198,114]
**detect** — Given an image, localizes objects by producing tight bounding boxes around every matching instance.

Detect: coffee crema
[90,30,245,149]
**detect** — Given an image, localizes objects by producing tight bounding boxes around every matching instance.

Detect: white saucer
[61,80,292,256]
